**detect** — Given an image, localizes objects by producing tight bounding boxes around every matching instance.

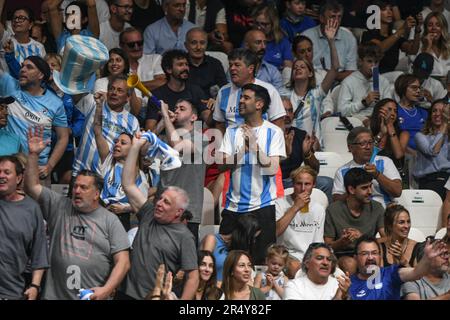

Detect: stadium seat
[321,116,363,155]
[407,227,426,242]
[314,151,351,179]
[201,187,215,225]
[394,189,443,237]
[198,224,220,246]
[206,51,229,73]
[435,227,447,240]
[382,71,403,84]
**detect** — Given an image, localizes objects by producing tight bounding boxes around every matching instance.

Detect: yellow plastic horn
[127,74,151,97]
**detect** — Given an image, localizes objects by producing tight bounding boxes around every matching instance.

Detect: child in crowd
[254,244,289,300]
[280,0,317,42]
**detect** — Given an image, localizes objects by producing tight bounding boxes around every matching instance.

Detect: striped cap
[53,35,109,95]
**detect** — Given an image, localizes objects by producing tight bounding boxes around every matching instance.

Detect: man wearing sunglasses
[100,0,133,50]
[332,127,402,207]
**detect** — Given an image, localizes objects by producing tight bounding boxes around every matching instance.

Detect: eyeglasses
[114,3,133,11]
[352,140,374,148]
[13,15,29,22]
[357,250,380,257]
[125,41,143,49]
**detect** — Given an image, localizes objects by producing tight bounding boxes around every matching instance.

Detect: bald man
[243,29,285,93]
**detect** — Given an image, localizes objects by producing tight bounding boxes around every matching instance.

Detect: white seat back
[321,116,363,155]
[435,227,447,239]
[201,187,215,225]
[395,189,443,237]
[198,224,220,246]
[206,51,229,73]
[407,227,426,242]
[314,152,350,179]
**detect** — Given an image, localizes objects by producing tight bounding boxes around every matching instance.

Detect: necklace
[399,104,418,117]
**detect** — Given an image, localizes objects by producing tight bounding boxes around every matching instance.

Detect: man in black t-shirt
[145,49,210,131]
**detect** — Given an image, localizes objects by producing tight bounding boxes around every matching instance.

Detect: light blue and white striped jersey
[218,121,286,213]
[100,154,149,206]
[1,31,46,64]
[332,155,401,207]
[289,86,325,146]
[212,78,286,128]
[0,72,67,165]
[73,94,139,175]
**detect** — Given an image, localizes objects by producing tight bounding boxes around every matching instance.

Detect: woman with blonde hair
[287,17,339,147]
[420,12,450,80]
[251,4,293,70]
[413,99,449,200]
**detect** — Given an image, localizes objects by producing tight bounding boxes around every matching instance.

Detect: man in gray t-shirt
[325,168,385,273]
[0,155,49,300]
[401,245,450,300]
[157,99,207,242]
[25,133,130,300]
[120,135,199,300]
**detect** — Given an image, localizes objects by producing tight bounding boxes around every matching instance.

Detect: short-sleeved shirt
[0,127,21,156]
[73,94,140,175]
[143,17,195,54]
[284,275,339,300]
[138,54,164,82]
[188,55,228,98]
[0,196,49,300]
[275,197,325,261]
[289,86,326,145]
[122,200,198,299]
[1,31,46,64]
[146,82,208,121]
[100,154,149,206]
[301,26,357,72]
[213,78,286,127]
[350,265,403,300]
[0,72,67,165]
[38,188,130,300]
[263,37,293,70]
[401,274,450,299]
[332,156,402,207]
[218,120,286,212]
[99,20,131,50]
[397,104,428,150]
[324,200,384,255]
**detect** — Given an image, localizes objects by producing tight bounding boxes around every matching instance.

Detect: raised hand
[94,92,106,108]
[28,126,49,155]
[302,134,314,155]
[3,39,14,54]
[423,240,448,260]
[337,272,351,299]
[324,17,339,40]
[285,130,294,156]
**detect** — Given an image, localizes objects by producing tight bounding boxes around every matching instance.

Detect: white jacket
[337,70,391,121]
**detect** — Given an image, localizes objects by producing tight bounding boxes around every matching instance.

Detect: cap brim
[0,96,15,104]
[53,70,95,95]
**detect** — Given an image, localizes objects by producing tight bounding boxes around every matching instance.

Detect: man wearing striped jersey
[0,56,68,182]
[332,127,402,207]
[212,49,286,133]
[73,74,140,177]
[217,83,286,264]
[0,7,46,66]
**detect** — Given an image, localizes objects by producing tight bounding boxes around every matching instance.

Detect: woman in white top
[287,18,340,149]
[94,48,142,116]
[419,12,450,80]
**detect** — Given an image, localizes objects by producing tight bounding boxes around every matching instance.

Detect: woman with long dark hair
[195,250,224,300]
